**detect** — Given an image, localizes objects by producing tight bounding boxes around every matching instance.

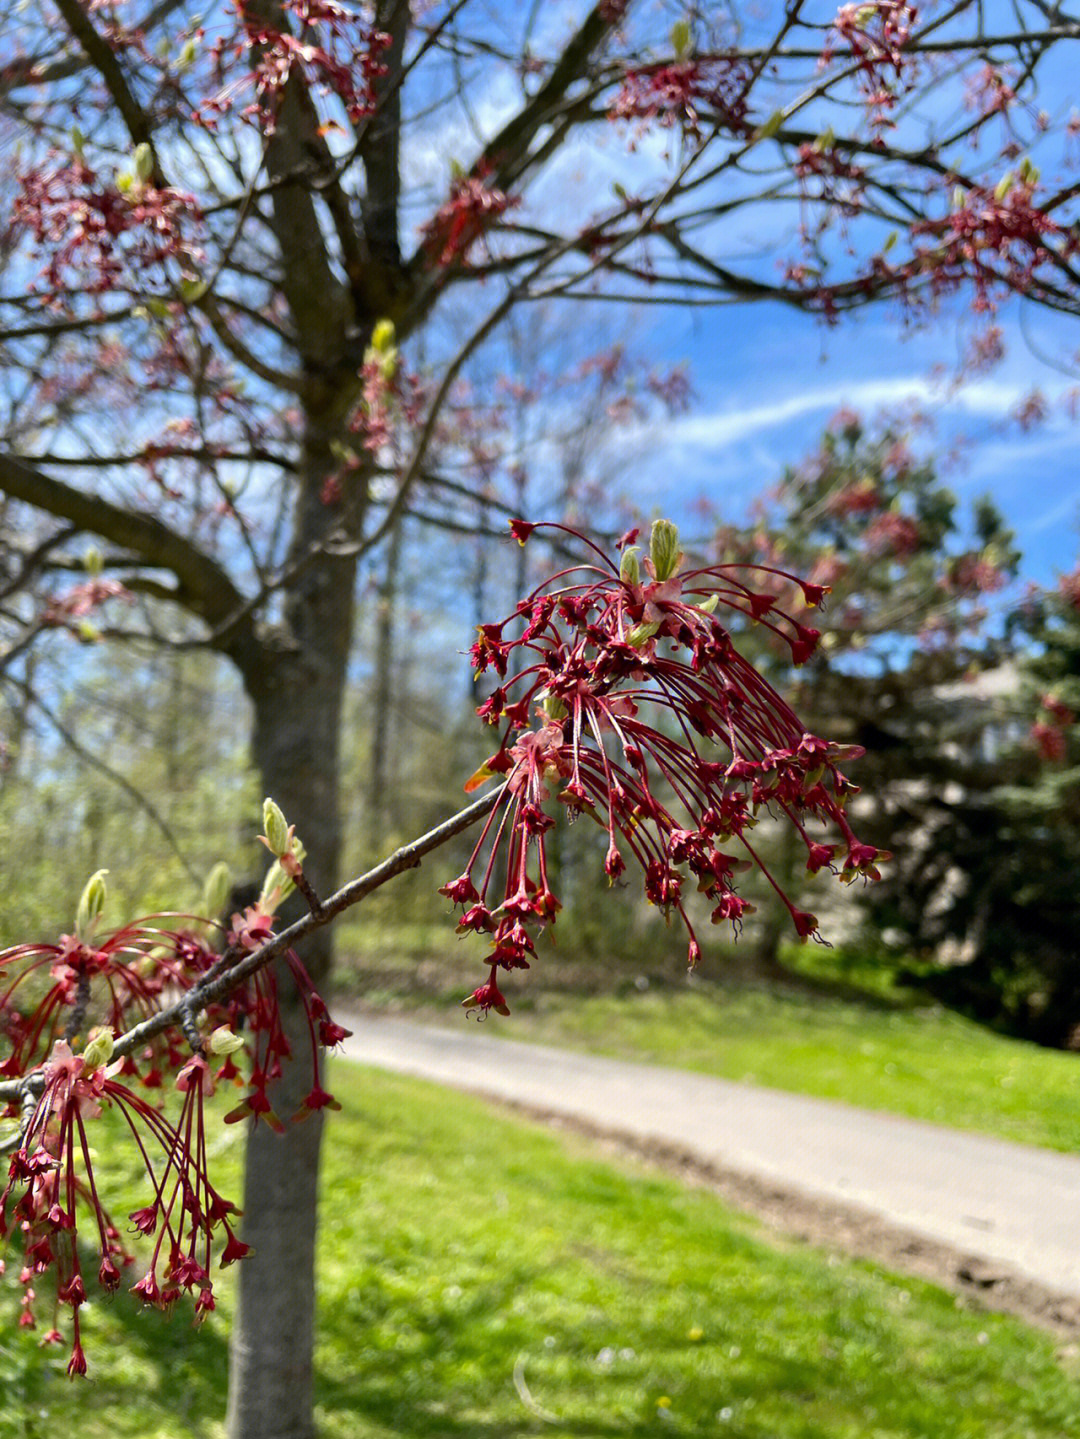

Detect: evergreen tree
[896,561,1080,1046]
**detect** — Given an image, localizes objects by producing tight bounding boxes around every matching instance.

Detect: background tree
[693,412,1019,972]
[886,558,1080,1047]
[3,3,1080,1435]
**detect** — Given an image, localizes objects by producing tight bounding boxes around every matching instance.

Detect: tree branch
[0,783,504,1104]
[0,453,254,640]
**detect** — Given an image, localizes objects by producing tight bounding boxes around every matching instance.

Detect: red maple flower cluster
[42,578,132,628]
[421,166,519,268]
[1031,693,1074,762]
[14,158,201,296]
[1,1041,246,1374]
[0,871,348,1372]
[909,179,1071,313]
[610,57,752,143]
[201,0,390,133]
[829,1,919,132]
[443,520,887,1016]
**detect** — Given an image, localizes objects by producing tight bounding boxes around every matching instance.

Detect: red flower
[443,519,882,1009]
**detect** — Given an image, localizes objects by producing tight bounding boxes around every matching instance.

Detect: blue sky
[614,294,1080,591]
[417,2,1080,595]
[402,1,1080,593]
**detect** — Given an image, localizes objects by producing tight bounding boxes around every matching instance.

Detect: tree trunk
[226,424,360,1439]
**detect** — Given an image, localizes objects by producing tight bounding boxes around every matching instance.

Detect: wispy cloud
[662,375,1062,454]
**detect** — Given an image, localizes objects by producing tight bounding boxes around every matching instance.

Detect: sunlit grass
[339,926,1080,1154]
[491,978,1080,1152]
[3,1064,1079,1437]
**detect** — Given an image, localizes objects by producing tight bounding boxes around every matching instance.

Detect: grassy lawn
[5,1063,1077,1439]
[4,1064,1075,1433]
[494,980,1080,1154]
[337,925,1080,1154]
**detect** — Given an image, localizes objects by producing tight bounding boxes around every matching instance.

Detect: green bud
[261,839,305,910]
[371,319,396,354]
[208,1025,245,1056]
[115,171,134,194]
[82,1028,114,1070]
[77,619,100,643]
[755,109,784,142]
[179,276,208,304]
[262,797,290,857]
[541,693,568,721]
[176,37,198,70]
[994,173,1013,202]
[670,19,691,58]
[83,546,103,576]
[619,546,641,586]
[134,142,154,183]
[70,126,86,159]
[260,861,287,910]
[202,861,232,920]
[627,621,661,648]
[697,593,719,614]
[75,869,109,944]
[649,519,682,582]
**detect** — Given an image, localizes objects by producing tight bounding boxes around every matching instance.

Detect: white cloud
[661,375,1065,454]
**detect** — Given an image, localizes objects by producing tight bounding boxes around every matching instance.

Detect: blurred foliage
[886,561,1080,1046]
[0,648,257,945]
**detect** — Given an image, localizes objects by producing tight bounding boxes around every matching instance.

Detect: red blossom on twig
[445,519,887,1014]
[610,57,752,144]
[421,166,519,268]
[0,871,349,1367]
[14,158,202,296]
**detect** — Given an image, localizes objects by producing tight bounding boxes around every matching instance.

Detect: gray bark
[227,417,360,1439]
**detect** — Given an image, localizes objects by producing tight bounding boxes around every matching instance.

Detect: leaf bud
[755,109,784,142]
[208,1025,245,1056]
[649,519,682,582]
[261,840,304,910]
[202,861,232,920]
[627,621,660,648]
[670,19,691,58]
[262,798,291,858]
[619,546,641,587]
[83,546,103,576]
[134,142,154,183]
[179,276,208,304]
[82,1028,114,1070]
[75,869,109,943]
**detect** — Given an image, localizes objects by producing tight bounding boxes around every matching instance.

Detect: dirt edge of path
[482,1091,1080,1346]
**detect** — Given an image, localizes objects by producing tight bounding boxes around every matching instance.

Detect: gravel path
[338,1013,1080,1330]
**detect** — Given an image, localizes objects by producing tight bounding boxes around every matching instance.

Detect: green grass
[339,931,1080,1153]
[4,1063,1079,1438]
[485,978,1080,1153]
